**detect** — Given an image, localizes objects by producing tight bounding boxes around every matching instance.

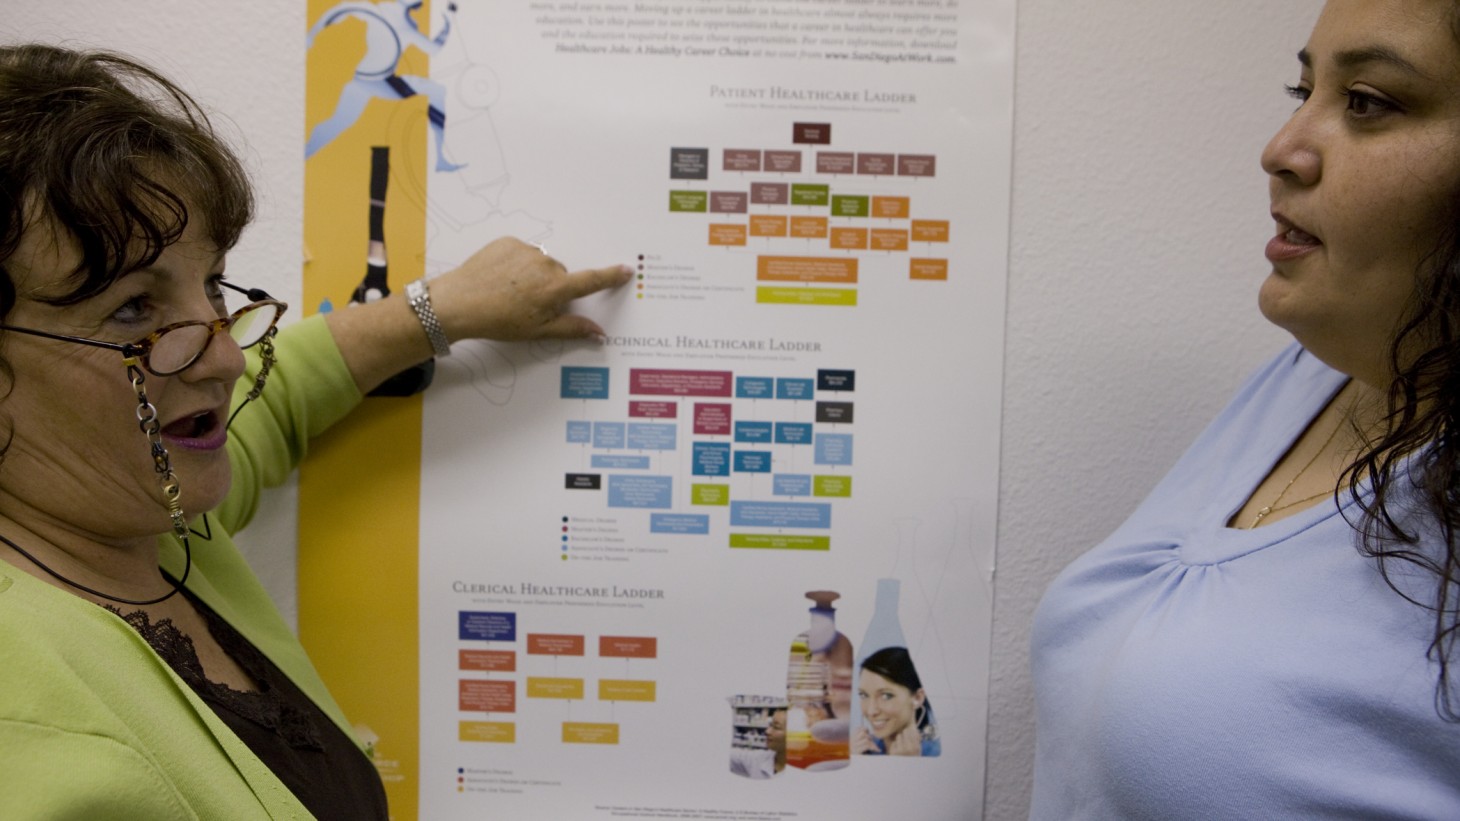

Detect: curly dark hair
[0,44,254,318]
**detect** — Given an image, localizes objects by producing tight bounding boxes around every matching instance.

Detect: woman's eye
[1284,83,1311,105]
[111,295,150,324]
[206,275,229,313]
[1345,89,1394,118]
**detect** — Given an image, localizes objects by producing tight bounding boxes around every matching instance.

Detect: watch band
[405,278,452,357]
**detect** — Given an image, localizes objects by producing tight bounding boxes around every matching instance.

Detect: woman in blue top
[1032,0,1460,817]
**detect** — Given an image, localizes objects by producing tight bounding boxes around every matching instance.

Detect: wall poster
[301,1,1013,818]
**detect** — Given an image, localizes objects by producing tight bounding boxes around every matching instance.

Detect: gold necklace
[1249,414,1346,529]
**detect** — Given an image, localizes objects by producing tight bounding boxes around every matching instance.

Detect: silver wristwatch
[406,278,451,357]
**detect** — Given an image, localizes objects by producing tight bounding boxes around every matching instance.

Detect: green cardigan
[0,316,366,819]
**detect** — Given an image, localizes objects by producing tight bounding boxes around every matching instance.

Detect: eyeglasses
[0,282,288,377]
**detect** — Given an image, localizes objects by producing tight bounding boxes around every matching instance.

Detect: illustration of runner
[306,0,466,172]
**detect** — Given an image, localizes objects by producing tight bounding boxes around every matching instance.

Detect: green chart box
[730,534,832,551]
[831,195,870,217]
[692,484,730,506]
[813,475,852,497]
[790,184,830,207]
[757,287,858,306]
[669,190,709,212]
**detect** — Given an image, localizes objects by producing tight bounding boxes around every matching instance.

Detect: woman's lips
[160,409,227,451]
[1266,215,1322,262]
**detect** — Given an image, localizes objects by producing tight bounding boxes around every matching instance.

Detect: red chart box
[629,401,678,419]
[527,634,586,656]
[694,403,732,435]
[600,636,659,659]
[630,369,734,397]
[459,649,516,672]
[460,679,516,713]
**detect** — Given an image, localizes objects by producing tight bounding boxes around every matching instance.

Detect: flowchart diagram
[667,122,950,307]
[561,364,855,551]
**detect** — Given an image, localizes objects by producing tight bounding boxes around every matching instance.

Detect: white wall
[2,2,1325,817]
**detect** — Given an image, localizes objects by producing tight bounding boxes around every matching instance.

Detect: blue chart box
[593,422,626,449]
[627,423,678,451]
[460,611,516,642]
[566,420,592,443]
[736,376,775,399]
[775,422,814,444]
[774,474,813,496]
[735,421,774,443]
[735,451,772,473]
[650,514,711,535]
[561,366,611,399]
[729,501,832,529]
[608,475,673,508]
[693,442,731,476]
[815,433,853,466]
[776,378,815,400]
[817,369,856,392]
[592,455,651,470]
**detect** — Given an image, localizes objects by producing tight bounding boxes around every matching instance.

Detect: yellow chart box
[749,214,789,238]
[709,224,748,246]
[526,677,585,699]
[814,475,853,498]
[789,215,829,239]
[870,229,910,252]
[829,227,868,250]
[563,722,621,745]
[871,195,911,219]
[910,258,950,281]
[730,534,832,551]
[756,287,858,307]
[598,680,658,702]
[459,721,516,744]
[692,483,730,506]
[911,219,951,242]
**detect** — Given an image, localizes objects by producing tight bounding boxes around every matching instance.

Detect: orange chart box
[527,634,586,656]
[459,721,516,743]
[757,256,859,284]
[749,215,789,238]
[871,196,911,219]
[459,679,516,713]
[599,635,658,658]
[911,220,951,242]
[460,649,516,672]
[563,722,621,745]
[870,229,909,251]
[789,216,829,239]
[527,677,586,699]
[829,227,868,250]
[709,224,748,246]
[598,679,657,702]
[910,258,950,280]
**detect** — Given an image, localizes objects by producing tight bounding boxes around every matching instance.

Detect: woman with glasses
[0,45,629,819]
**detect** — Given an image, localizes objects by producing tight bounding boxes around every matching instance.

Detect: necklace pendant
[1251,506,1272,528]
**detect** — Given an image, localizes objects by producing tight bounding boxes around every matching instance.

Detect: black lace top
[108,592,389,821]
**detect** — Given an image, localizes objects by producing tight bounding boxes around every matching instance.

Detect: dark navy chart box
[565,473,602,490]
[460,611,516,642]
[817,369,855,392]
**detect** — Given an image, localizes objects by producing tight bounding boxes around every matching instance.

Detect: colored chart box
[565,473,602,490]
[460,650,516,672]
[815,433,853,466]
[711,191,749,214]
[600,636,659,658]
[607,475,673,508]
[592,421,625,449]
[857,153,896,175]
[776,378,815,400]
[626,423,677,451]
[527,677,586,699]
[736,377,774,398]
[693,442,731,477]
[751,182,790,205]
[459,611,515,642]
[764,150,802,172]
[910,258,949,280]
[911,220,951,242]
[734,451,772,473]
[730,533,831,551]
[730,501,832,528]
[694,403,732,435]
[527,634,586,656]
[793,122,831,144]
[651,512,712,532]
[897,154,937,177]
[563,722,620,744]
[818,369,855,392]
[691,484,730,506]
[459,721,516,743]
[561,367,610,399]
[460,679,516,713]
[773,474,813,496]
[789,216,829,239]
[749,215,789,237]
[735,420,773,443]
[670,147,710,180]
[814,475,853,498]
[756,287,858,306]
[669,190,709,212]
[775,422,814,444]
[599,680,657,702]
[723,149,762,172]
[631,369,733,397]
[830,227,869,250]
[871,229,910,251]
[831,195,870,218]
[591,454,651,470]
[816,402,854,424]
[816,152,855,174]
[757,256,858,284]
[566,420,591,443]
[629,400,678,419]
[790,184,830,206]
[872,196,911,219]
[709,224,748,246]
